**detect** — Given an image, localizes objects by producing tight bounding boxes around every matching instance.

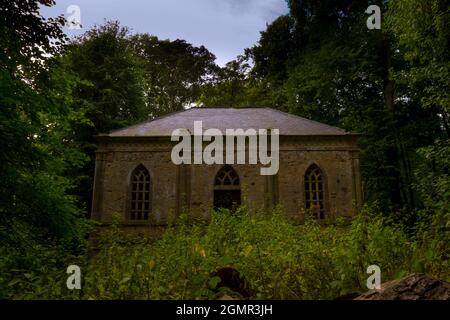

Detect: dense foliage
[0,0,90,258]
[0,0,448,300]
[198,0,449,216]
[2,206,449,299]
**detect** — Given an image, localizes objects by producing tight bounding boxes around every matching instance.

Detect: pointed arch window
[214,165,241,210]
[215,165,240,186]
[129,165,151,220]
[305,164,326,219]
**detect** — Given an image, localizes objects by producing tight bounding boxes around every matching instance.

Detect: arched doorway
[213,165,241,211]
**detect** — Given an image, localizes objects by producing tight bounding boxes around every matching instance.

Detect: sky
[40,0,289,66]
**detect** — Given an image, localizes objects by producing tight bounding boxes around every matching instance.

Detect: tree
[60,23,219,213]
[387,0,449,226]
[198,56,257,107]
[0,0,66,76]
[387,0,449,134]
[58,21,148,214]
[130,34,217,116]
[232,0,445,213]
[248,15,295,82]
[0,0,89,253]
[66,21,147,133]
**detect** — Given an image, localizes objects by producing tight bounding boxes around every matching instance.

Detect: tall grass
[1,205,449,299]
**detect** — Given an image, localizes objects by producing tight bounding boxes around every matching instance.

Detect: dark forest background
[0,0,448,299]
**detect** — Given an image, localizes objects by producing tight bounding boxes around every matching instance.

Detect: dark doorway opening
[213,165,241,211]
[214,189,241,211]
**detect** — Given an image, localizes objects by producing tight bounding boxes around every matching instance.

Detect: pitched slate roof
[108,107,350,137]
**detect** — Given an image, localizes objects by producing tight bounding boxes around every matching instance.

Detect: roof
[108,107,351,137]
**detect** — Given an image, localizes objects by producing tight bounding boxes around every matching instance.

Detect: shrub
[1,205,448,299]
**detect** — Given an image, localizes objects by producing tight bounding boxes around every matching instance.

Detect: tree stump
[212,267,253,298]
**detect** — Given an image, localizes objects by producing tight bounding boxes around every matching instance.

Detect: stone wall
[91,135,362,232]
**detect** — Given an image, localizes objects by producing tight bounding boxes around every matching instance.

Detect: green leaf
[208,276,221,289]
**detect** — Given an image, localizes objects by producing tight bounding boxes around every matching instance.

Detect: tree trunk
[380,25,415,210]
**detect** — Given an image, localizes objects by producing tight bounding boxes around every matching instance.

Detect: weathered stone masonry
[91,107,363,234]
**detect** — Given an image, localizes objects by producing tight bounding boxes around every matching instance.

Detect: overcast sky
[40,0,289,66]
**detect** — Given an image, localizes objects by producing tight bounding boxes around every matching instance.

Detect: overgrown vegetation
[1,205,448,300]
[0,0,449,300]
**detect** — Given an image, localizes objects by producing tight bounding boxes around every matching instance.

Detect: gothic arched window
[129,165,151,220]
[214,165,241,210]
[305,164,326,219]
[215,165,240,186]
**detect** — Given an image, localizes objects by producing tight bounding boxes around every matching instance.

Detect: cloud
[215,0,288,19]
[40,0,288,66]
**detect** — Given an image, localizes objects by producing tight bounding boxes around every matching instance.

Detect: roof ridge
[108,107,269,134]
[107,106,352,136]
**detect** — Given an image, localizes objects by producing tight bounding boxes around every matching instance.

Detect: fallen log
[355,273,450,300]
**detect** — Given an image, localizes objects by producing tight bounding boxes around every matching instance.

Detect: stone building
[91,107,362,232]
